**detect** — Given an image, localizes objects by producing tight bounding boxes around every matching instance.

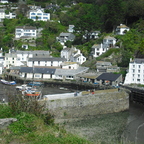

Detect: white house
[0,9,16,22]
[67,25,75,33]
[61,47,73,61]
[115,24,130,35]
[0,0,8,3]
[27,57,66,67]
[15,26,37,39]
[103,36,117,48]
[4,50,50,69]
[60,62,79,69]
[28,8,50,21]
[124,58,144,85]
[70,49,86,64]
[61,47,86,64]
[91,43,109,58]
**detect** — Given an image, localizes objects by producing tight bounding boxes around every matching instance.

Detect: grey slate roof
[131,58,144,64]
[16,26,36,30]
[96,73,121,81]
[55,67,89,76]
[20,67,56,74]
[28,57,66,62]
[16,50,49,54]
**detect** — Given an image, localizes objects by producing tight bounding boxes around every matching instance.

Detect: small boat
[1,79,16,85]
[22,89,42,97]
[16,84,32,91]
[28,82,43,87]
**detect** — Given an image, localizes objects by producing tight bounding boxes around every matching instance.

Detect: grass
[0,104,91,144]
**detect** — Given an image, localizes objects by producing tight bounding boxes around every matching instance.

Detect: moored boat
[1,79,16,85]
[22,89,42,97]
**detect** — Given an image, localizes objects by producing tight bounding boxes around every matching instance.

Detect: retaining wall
[45,89,129,122]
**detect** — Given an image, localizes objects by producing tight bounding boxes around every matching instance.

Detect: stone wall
[45,89,129,122]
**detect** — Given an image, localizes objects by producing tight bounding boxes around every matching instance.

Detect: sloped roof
[96,73,121,81]
[55,66,89,76]
[16,26,36,30]
[131,58,144,64]
[117,24,129,28]
[103,36,116,40]
[20,67,56,74]
[28,57,66,62]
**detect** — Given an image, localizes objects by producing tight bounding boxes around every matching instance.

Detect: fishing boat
[22,89,42,97]
[1,79,16,85]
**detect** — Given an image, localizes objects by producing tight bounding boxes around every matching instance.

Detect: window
[138,65,141,68]
[43,17,48,19]
[133,69,135,73]
[35,74,40,78]
[43,13,48,16]
[37,13,42,15]
[97,48,99,51]
[133,65,135,68]
[31,13,36,15]
[137,79,140,82]
[138,74,140,77]
[138,70,140,73]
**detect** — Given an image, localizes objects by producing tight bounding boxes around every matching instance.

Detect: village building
[83,31,100,40]
[4,50,50,69]
[61,47,86,64]
[124,58,144,85]
[28,8,50,21]
[96,73,122,86]
[15,26,43,39]
[96,61,120,73]
[115,24,130,35]
[27,57,66,67]
[103,36,117,48]
[57,32,75,45]
[0,9,16,22]
[91,43,109,58]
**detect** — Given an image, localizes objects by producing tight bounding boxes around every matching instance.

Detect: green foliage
[96,48,120,61]
[0,104,13,118]
[9,112,37,135]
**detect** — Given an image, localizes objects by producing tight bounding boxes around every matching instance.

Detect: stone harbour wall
[45,89,129,122]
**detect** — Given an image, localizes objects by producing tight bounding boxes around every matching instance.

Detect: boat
[1,79,16,85]
[22,89,42,97]
[16,84,32,91]
[28,82,43,87]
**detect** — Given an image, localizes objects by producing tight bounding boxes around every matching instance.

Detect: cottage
[57,32,75,45]
[91,43,108,58]
[115,24,130,35]
[124,58,144,85]
[103,36,116,48]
